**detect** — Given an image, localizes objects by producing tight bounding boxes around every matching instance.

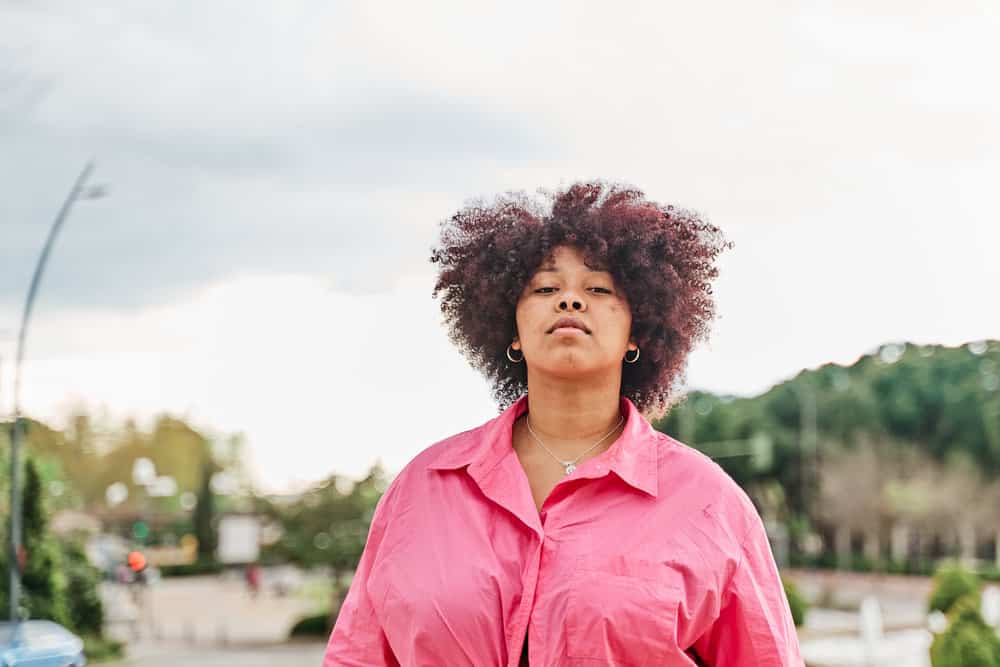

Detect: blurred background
[2,2,998,666]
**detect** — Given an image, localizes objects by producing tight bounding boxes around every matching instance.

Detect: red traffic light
[127,550,147,572]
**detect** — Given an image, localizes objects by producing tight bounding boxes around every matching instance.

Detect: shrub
[289,611,333,638]
[979,566,1000,583]
[930,595,1000,667]
[62,540,105,637]
[83,635,125,663]
[929,563,981,614]
[19,458,71,626]
[3,457,116,648]
[782,576,808,627]
[159,558,224,578]
[849,555,875,573]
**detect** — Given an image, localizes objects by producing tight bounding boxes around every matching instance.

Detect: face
[511,245,637,379]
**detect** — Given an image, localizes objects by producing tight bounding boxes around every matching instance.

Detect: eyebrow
[535,266,608,274]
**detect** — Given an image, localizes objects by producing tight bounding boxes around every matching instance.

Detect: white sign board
[216,515,261,564]
[983,586,1000,628]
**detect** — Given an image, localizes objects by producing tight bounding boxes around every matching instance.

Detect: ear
[626,340,638,353]
[511,338,522,351]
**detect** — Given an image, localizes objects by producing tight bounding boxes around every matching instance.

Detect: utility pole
[8,161,105,621]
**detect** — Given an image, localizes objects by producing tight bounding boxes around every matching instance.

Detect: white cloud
[2,1,998,489]
[3,273,498,492]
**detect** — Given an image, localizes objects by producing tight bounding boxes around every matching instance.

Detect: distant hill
[655,340,1000,517]
[0,413,244,515]
[4,339,996,539]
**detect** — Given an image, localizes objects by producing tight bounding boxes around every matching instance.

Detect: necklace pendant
[564,463,576,475]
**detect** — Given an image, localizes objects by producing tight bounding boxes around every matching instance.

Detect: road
[100,567,945,666]
[102,569,329,665]
[104,569,323,645]
[107,641,325,666]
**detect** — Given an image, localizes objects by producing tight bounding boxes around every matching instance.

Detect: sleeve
[690,512,804,667]
[322,479,401,667]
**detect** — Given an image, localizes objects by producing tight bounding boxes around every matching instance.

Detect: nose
[557,294,586,312]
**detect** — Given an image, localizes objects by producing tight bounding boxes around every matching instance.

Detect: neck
[522,371,624,459]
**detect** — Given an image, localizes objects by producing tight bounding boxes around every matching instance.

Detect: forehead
[536,246,609,273]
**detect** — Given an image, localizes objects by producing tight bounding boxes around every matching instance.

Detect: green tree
[654,340,1000,567]
[781,576,808,627]
[930,595,1000,667]
[19,457,70,625]
[193,460,218,560]
[929,563,981,615]
[61,540,105,636]
[261,463,389,623]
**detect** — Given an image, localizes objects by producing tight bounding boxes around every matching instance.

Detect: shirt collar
[428,395,659,498]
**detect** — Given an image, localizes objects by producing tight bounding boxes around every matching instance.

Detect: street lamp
[7,161,106,621]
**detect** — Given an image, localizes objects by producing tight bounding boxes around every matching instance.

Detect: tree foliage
[261,464,389,573]
[654,340,1000,563]
[930,564,982,615]
[930,594,1000,667]
[19,458,70,625]
[781,576,808,627]
[193,460,218,560]
[61,540,105,636]
[0,412,241,514]
[1,457,107,638]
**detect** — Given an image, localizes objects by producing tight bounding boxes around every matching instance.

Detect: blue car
[0,621,86,667]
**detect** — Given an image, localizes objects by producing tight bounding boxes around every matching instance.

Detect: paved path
[104,570,323,645]
[101,570,330,664]
[787,569,942,666]
[787,568,933,636]
[100,567,947,666]
[106,640,325,666]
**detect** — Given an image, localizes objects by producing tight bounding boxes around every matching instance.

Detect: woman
[323,182,802,666]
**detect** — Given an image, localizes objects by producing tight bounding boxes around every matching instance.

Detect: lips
[548,317,591,334]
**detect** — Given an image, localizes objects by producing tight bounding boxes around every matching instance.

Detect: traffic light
[132,520,149,541]
[127,550,147,572]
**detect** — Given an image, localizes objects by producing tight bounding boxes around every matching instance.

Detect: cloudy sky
[2,1,997,492]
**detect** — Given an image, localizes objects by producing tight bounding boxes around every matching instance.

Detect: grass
[83,635,125,663]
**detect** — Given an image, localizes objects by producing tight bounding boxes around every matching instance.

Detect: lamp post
[8,161,105,621]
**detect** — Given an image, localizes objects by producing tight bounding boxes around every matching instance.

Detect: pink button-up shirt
[324,396,802,666]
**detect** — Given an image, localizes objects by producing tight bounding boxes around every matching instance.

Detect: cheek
[607,303,633,339]
[513,302,533,340]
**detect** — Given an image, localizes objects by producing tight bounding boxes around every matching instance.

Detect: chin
[534,352,606,378]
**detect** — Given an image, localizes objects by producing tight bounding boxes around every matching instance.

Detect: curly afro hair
[430,181,731,416]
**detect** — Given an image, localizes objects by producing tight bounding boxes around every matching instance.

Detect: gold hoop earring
[624,348,640,364]
[507,344,524,363]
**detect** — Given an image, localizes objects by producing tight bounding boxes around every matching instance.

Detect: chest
[512,428,586,512]
[521,460,566,512]
[365,472,735,666]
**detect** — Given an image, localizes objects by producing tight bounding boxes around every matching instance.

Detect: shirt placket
[467,454,545,667]
[516,481,584,666]
[506,532,544,667]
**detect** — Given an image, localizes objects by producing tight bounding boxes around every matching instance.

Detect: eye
[589,287,613,294]
[534,287,558,294]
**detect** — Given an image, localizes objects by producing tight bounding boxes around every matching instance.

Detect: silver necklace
[525,414,624,475]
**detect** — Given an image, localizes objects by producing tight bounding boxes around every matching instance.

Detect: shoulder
[653,432,762,541]
[408,423,487,473]
[370,420,494,530]
[382,420,491,492]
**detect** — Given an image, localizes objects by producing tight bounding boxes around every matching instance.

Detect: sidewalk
[788,569,935,667]
[106,640,325,666]
[103,570,323,645]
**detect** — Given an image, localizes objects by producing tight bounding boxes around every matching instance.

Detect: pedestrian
[245,562,261,599]
[323,182,802,665]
